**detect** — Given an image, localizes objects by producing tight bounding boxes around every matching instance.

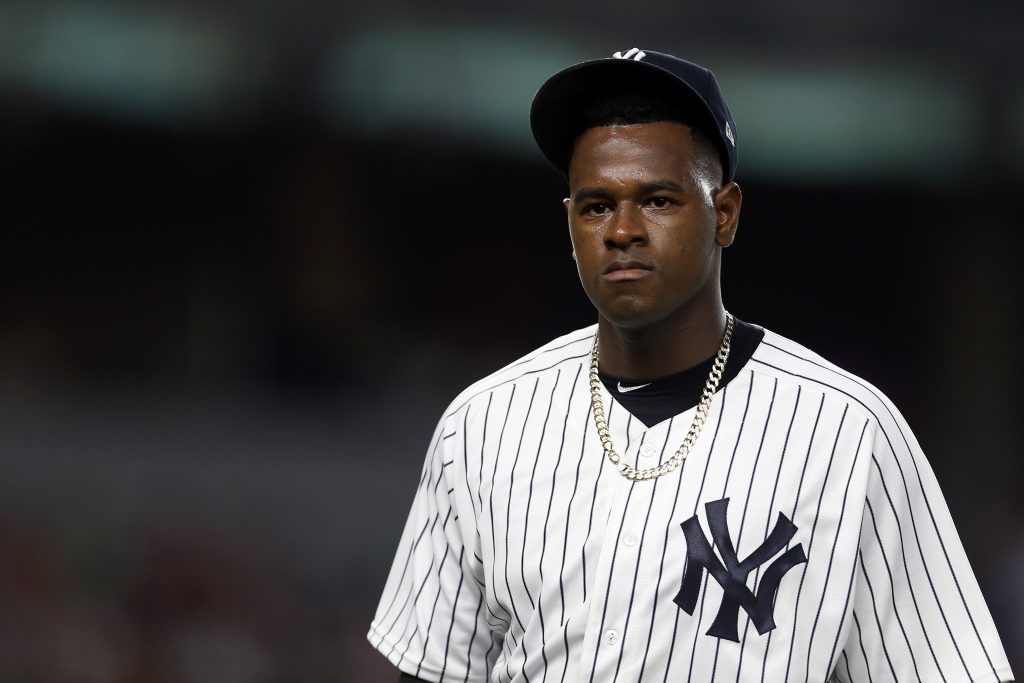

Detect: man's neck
[595,306,727,381]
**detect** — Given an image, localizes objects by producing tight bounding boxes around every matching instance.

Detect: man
[368,49,1012,682]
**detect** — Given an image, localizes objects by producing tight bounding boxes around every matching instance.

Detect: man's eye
[584,203,611,215]
[647,197,673,208]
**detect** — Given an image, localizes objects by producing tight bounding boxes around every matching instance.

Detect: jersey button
[603,629,620,646]
[639,444,657,458]
[622,534,638,547]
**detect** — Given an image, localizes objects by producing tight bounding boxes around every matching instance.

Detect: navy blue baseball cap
[530,48,738,183]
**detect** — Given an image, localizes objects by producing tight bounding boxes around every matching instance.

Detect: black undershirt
[598,318,765,428]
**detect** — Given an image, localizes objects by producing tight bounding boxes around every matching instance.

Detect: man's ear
[564,197,576,260]
[714,182,742,247]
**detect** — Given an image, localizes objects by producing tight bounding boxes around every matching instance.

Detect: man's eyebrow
[571,187,614,203]
[638,179,686,194]
[571,180,687,203]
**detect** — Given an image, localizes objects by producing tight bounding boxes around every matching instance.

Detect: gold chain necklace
[588,313,734,481]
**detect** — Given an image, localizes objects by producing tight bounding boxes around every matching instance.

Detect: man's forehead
[567,122,718,196]
[569,123,696,173]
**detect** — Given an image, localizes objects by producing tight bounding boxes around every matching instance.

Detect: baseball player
[368,49,1013,682]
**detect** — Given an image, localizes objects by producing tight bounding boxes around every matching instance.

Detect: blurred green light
[323,30,984,181]
[724,67,980,181]
[0,2,256,123]
[321,26,587,150]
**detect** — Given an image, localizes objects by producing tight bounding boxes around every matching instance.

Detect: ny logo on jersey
[674,497,807,642]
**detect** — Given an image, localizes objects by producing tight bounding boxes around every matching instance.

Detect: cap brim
[530,58,724,177]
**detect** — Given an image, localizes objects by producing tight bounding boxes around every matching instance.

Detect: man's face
[564,121,739,332]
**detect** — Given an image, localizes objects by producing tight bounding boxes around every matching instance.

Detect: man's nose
[604,203,648,249]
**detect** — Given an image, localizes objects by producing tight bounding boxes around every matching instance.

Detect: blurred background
[1,0,1021,680]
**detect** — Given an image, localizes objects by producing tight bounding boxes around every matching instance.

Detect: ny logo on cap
[612,47,646,61]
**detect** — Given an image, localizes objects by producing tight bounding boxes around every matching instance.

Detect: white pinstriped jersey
[368,324,1012,682]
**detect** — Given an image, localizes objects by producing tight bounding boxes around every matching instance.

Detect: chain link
[589,313,735,481]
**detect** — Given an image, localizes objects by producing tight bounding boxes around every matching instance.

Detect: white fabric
[368,325,1013,682]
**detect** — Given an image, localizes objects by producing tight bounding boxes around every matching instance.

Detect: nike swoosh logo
[617,381,652,393]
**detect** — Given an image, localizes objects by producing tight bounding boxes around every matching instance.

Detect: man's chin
[596,304,665,332]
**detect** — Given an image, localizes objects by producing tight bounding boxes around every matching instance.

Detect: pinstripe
[525,371,563,682]
[786,392,825,521]
[375,514,434,642]
[499,330,594,373]
[858,550,899,680]
[687,377,754,683]
[461,408,477,532]
[586,479,637,682]
[369,327,1009,682]
[503,378,541,681]
[720,372,755,493]
[610,424,674,683]
[870,453,965,676]
[757,390,824,682]
[734,383,799,681]
[489,385,517,635]
[463,588,485,683]
[384,498,451,652]
[840,649,852,682]
[499,631,519,683]
[825,522,864,681]
[374,424,449,637]
[581,401,613,604]
[731,376,781,681]
[904,468,1000,678]
[782,404,849,681]
[387,607,418,662]
[713,373,775,678]
[851,610,874,683]
[761,391,824,682]
[556,393,591,632]
[862,496,924,681]
[759,391,822,682]
[634,418,687,683]
[380,585,414,659]
[531,368,568,680]
[663,385,729,683]
[863,461,944,677]
[486,630,503,680]
[483,596,511,630]
[765,393,827,679]
[409,509,455,672]
[759,341,999,676]
[884,444,993,677]
[439,546,468,678]
[804,419,870,682]
[476,393,493,517]
[447,350,591,419]
[558,618,572,683]
[475,395,512,647]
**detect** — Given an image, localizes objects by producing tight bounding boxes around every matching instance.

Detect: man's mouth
[604,260,653,282]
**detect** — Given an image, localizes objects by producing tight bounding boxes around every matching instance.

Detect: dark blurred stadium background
[1,1,1021,680]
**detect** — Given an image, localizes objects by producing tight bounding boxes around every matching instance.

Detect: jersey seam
[369,622,484,683]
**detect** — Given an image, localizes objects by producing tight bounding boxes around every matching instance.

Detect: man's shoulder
[748,326,903,431]
[441,324,597,421]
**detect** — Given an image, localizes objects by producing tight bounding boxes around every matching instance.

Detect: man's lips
[603,260,654,282]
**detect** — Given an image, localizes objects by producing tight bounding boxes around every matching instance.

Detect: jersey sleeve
[367,415,498,683]
[835,410,1013,682]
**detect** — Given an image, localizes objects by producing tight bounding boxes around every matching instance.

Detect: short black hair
[570,91,724,185]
